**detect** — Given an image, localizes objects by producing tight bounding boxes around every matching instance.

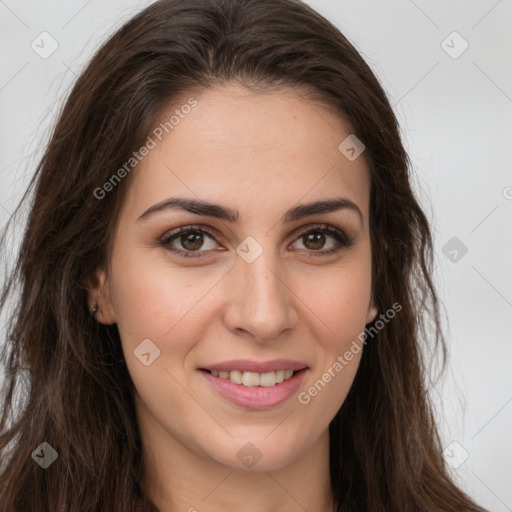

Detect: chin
[199,431,309,472]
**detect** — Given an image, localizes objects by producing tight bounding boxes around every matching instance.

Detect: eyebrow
[136,196,363,225]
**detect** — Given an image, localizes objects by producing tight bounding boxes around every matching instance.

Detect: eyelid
[159,224,222,247]
[289,223,353,245]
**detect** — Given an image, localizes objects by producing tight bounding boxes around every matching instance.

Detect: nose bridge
[224,241,296,341]
[244,250,282,298]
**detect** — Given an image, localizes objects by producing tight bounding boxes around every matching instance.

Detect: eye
[159,223,353,258]
[289,224,354,255]
[159,225,220,258]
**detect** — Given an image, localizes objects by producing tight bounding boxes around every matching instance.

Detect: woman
[0,0,488,510]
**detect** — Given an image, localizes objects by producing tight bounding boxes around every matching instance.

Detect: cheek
[109,234,372,361]
[108,247,225,358]
[292,255,373,345]
[293,264,370,422]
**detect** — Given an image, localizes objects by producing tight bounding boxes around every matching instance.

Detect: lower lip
[199,369,308,409]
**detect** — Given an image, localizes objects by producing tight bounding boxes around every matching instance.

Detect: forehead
[121,83,371,224]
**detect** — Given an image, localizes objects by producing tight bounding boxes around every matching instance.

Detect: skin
[88,83,377,512]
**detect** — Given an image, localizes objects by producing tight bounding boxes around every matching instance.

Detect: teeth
[229,370,243,384]
[243,371,260,386]
[210,369,296,386]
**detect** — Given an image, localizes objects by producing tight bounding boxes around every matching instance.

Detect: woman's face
[92,83,377,472]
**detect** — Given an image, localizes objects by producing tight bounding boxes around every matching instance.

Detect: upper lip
[200,359,309,373]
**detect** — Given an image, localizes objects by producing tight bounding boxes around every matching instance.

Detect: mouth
[198,365,309,409]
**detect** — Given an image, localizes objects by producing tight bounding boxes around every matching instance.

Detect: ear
[84,267,116,325]
[366,300,378,325]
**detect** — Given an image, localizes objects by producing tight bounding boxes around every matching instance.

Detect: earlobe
[84,268,116,325]
[366,302,378,324]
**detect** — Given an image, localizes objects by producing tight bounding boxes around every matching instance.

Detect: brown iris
[180,231,204,251]
[303,232,326,250]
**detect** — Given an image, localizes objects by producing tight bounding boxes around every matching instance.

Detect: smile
[199,367,308,409]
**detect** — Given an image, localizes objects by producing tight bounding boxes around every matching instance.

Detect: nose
[222,249,298,343]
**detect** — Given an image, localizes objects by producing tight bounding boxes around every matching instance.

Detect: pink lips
[198,359,309,410]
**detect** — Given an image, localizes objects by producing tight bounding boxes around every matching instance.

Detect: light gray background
[1,1,511,510]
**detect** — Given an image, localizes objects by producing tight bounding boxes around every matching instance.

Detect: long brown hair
[0,0,486,510]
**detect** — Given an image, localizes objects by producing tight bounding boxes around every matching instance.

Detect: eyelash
[158,223,354,259]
